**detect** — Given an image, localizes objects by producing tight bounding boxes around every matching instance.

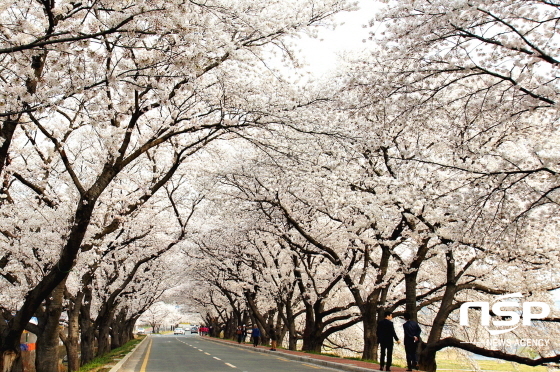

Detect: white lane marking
[225,363,237,368]
[213,357,221,360]
[198,349,204,351]
[204,352,211,355]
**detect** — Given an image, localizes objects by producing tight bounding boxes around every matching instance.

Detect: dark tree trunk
[418,250,458,372]
[302,326,324,352]
[301,305,324,352]
[283,299,299,350]
[110,309,127,349]
[62,290,83,372]
[224,315,235,340]
[123,317,138,344]
[418,342,437,372]
[97,322,111,357]
[79,289,95,366]
[361,307,379,361]
[35,281,65,372]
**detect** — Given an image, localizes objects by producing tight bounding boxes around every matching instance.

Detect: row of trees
[186,1,560,371]
[0,0,352,371]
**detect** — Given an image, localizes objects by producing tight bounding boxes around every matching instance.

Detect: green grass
[437,359,549,372]
[436,349,550,372]
[76,336,144,372]
[301,348,550,371]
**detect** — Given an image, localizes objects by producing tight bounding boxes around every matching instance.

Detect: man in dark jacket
[403,313,421,371]
[377,312,400,371]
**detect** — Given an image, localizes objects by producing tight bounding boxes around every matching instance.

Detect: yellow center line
[301,363,321,369]
[139,338,153,372]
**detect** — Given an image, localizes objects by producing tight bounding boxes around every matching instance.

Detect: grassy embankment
[76,335,145,372]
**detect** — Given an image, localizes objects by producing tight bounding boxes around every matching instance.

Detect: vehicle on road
[174,327,185,335]
[191,326,198,334]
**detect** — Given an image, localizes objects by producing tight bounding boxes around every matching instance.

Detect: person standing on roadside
[236,326,244,343]
[269,326,277,351]
[403,313,421,371]
[251,325,261,347]
[377,311,400,371]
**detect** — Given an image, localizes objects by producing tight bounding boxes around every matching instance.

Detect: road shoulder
[111,335,151,372]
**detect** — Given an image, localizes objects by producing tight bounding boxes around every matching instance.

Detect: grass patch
[436,349,550,372]
[77,336,144,372]
[437,359,549,372]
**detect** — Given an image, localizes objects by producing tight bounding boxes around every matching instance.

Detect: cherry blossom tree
[0,0,354,370]
[337,0,560,369]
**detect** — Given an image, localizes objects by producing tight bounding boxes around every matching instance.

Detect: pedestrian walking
[377,311,400,371]
[403,313,421,371]
[251,325,261,347]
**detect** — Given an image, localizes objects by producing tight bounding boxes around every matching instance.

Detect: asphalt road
[119,334,339,372]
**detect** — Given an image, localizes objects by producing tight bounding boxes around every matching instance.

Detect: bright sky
[296,0,383,77]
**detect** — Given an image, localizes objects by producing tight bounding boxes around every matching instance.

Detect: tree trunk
[79,289,95,366]
[97,322,111,357]
[123,317,138,344]
[303,329,324,352]
[419,251,457,372]
[301,311,324,352]
[287,322,298,350]
[283,300,298,350]
[404,272,419,320]
[110,309,127,349]
[418,343,437,372]
[35,281,65,372]
[362,311,378,361]
[222,317,232,339]
[63,291,83,372]
[64,325,80,372]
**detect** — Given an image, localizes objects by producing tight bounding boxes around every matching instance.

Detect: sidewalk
[204,336,412,372]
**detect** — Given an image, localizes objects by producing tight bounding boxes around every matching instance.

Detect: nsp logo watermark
[459,293,550,335]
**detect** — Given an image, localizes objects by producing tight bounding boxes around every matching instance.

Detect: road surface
[119,334,339,372]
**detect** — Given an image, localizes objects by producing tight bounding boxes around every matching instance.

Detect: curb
[108,335,149,372]
[204,337,380,372]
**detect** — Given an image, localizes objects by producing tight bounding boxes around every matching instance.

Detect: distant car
[191,326,198,334]
[137,329,146,335]
[174,327,185,335]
